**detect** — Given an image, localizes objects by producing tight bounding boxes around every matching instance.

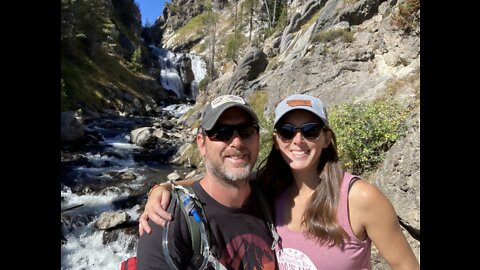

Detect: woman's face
[274,110,331,172]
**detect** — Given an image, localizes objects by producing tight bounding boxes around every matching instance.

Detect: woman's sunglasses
[204,122,259,142]
[275,122,324,141]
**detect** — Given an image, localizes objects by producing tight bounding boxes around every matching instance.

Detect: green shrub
[193,42,206,53]
[274,5,288,32]
[248,90,274,170]
[312,28,354,44]
[225,31,247,62]
[198,75,210,92]
[329,100,408,174]
[175,12,213,43]
[391,0,420,33]
[256,115,274,170]
[342,31,354,43]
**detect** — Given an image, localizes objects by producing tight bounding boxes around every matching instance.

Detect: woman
[141,94,419,269]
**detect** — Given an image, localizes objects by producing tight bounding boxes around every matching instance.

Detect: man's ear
[197,132,206,157]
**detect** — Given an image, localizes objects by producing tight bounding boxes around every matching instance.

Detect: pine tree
[129,47,142,72]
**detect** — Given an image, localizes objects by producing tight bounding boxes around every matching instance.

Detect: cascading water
[61,43,204,269]
[151,47,207,102]
[61,107,192,269]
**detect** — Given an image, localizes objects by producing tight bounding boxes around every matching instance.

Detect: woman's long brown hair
[256,126,349,247]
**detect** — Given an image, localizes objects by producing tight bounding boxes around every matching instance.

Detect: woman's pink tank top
[275,172,372,270]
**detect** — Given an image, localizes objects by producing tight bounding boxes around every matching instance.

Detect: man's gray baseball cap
[201,95,259,131]
[274,94,328,127]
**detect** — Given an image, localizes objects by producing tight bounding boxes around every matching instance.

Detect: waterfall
[151,47,206,102]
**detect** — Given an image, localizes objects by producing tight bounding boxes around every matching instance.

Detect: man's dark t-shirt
[136,181,277,270]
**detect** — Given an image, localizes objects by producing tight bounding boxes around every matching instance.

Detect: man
[136,95,277,270]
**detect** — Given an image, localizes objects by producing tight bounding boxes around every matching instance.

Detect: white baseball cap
[274,94,328,126]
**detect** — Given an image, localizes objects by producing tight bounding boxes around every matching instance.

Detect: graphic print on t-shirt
[276,248,316,270]
[220,234,276,269]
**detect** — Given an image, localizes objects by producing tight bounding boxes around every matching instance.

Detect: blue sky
[136,0,169,26]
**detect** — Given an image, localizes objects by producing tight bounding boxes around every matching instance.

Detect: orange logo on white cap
[286,99,312,107]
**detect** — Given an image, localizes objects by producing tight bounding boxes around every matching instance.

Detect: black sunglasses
[275,122,324,141]
[204,122,259,142]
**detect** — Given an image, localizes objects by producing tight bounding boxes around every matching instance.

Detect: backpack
[120,182,278,270]
[120,256,136,270]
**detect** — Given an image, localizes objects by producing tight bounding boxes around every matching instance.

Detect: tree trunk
[273,0,277,28]
[249,1,254,42]
[234,0,238,32]
[262,0,272,28]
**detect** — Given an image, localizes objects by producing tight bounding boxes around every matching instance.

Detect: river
[61,112,191,270]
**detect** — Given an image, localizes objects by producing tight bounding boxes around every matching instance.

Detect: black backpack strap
[168,184,243,270]
[251,182,280,250]
[171,185,209,268]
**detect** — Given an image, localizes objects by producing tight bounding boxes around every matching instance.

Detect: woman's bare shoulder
[348,179,390,210]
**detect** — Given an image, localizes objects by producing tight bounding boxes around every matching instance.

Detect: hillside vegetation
[61,0,168,115]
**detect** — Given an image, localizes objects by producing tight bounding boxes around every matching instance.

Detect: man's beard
[205,159,252,187]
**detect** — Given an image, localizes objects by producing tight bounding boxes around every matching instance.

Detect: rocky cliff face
[152,0,420,267]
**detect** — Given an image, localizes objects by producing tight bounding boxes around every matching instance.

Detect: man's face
[198,107,259,186]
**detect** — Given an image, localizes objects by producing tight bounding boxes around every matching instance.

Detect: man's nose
[229,130,244,146]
